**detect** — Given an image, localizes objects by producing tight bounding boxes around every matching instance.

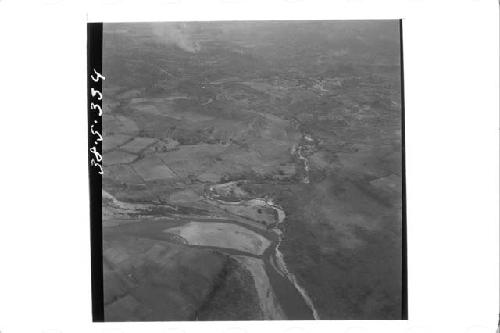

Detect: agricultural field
[102,20,403,321]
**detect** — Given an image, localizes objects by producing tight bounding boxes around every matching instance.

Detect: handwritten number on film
[89,69,105,175]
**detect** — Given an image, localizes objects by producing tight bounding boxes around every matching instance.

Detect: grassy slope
[103,233,262,321]
[279,174,402,319]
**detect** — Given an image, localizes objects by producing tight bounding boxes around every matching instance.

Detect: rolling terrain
[102,21,403,320]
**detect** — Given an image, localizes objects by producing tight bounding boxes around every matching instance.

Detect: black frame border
[88,22,104,322]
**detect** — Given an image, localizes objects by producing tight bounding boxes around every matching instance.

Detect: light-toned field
[163,221,271,255]
[104,151,138,166]
[168,189,202,204]
[103,114,139,136]
[157,144,228,178]
[104,164,144,185]
[104,134,132,152]
[132,156,177,181]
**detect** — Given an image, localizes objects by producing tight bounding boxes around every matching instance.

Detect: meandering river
[204,149,320,319]
[105,134,320,319]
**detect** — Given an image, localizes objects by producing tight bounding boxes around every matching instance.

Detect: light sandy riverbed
[233,255,286,320]
[163,221,271,256]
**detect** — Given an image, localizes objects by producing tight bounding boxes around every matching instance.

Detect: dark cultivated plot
[101,20,403,321]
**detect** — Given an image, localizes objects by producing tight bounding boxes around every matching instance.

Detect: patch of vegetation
[196,257,262,320]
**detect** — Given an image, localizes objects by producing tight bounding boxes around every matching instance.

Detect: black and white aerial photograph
[100,20,404,321]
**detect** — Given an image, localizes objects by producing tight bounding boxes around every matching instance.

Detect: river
[205,176,320,319]
[105,134,320,319]
[266,200,320,319]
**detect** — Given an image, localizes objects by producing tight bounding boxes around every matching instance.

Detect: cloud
[151,23,200,53]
